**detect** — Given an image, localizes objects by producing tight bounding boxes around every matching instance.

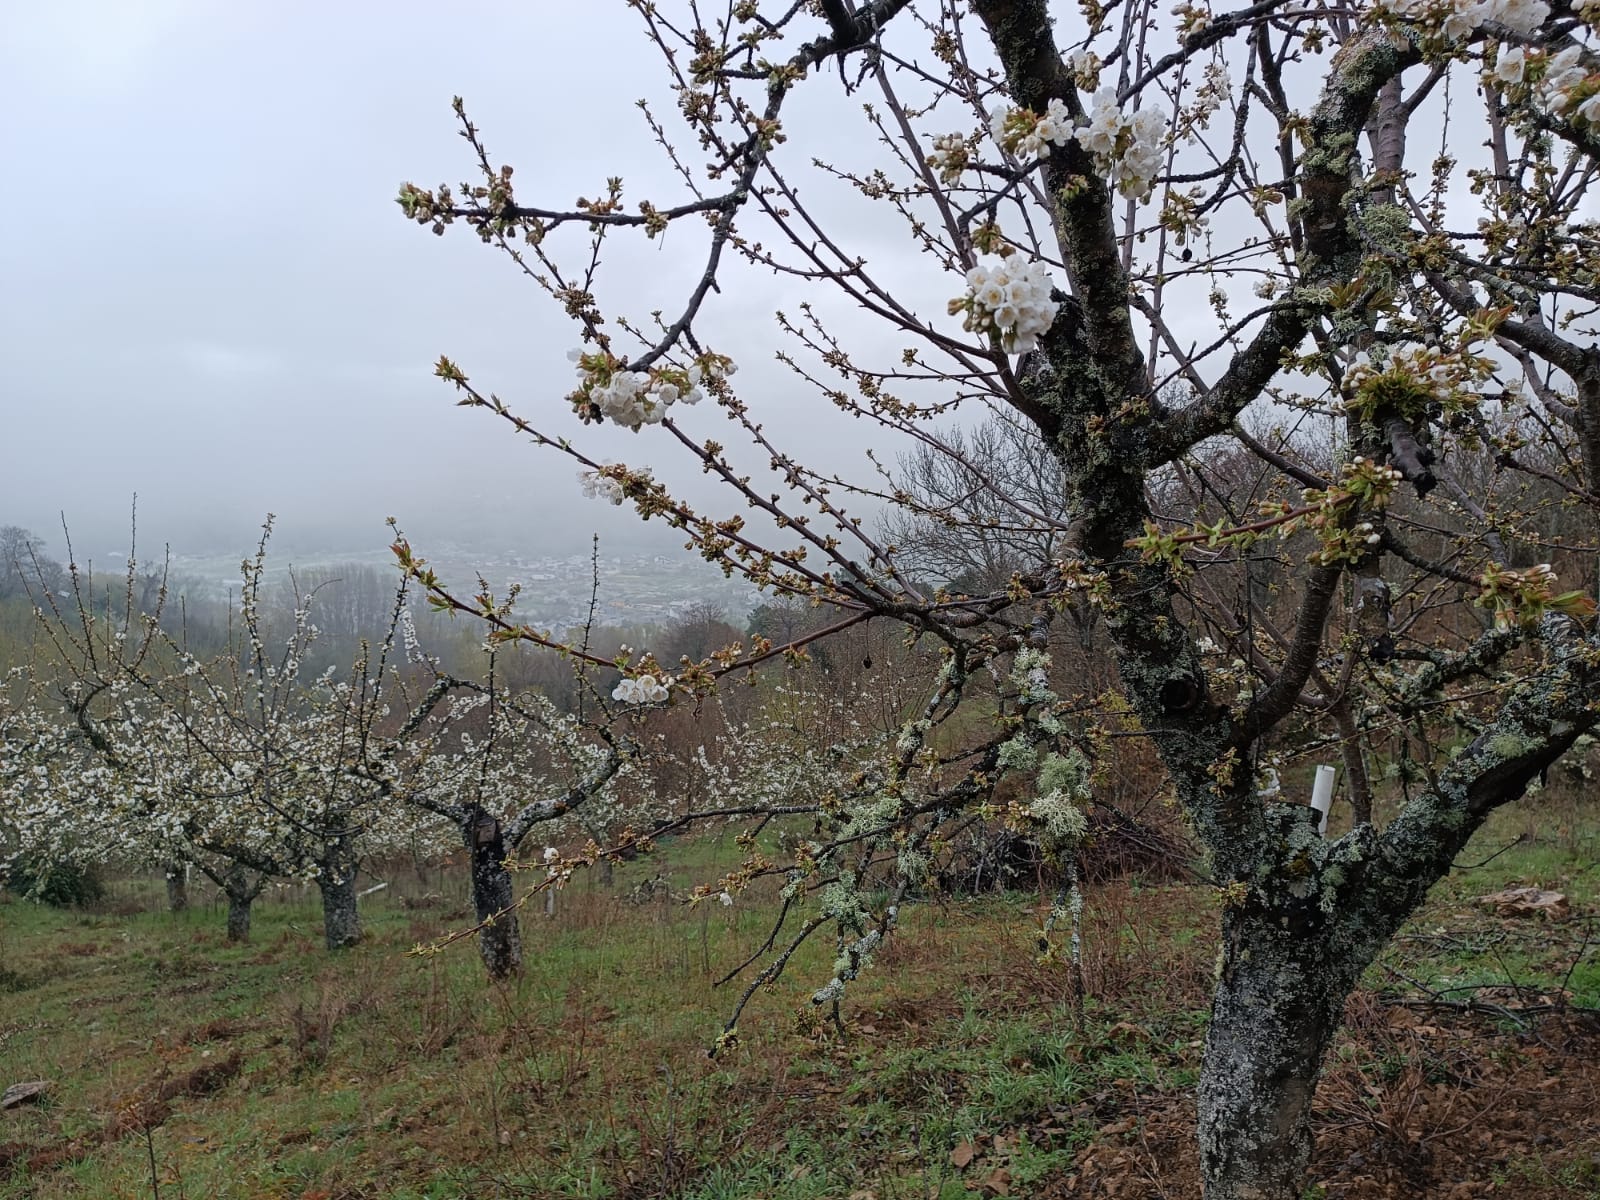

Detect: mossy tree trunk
[963,3,1466,1195]
[1198,938,1344,1197]
[222,863,266,942]
[1194,807,1362,1199]
[315,839,362,950]
[226,890,254,942]
[464,805,522,980]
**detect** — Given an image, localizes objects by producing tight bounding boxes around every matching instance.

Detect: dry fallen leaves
[1477,887,1570,920]
[982,1165,1013,1195]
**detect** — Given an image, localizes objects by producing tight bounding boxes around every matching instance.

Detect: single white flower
[1490,46,1526,85]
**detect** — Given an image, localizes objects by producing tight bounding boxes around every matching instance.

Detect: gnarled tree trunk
[1190,658,1594,1200]
[226,890,254,942]
[465,806,522,980]
[164,861,189,912]
[1198,918,1349,1197]
[222,863,264,942]
[315,842,362,949]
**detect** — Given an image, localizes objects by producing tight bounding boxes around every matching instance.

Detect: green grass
[2,797,1599,1198]
[1369,789,1600,1008]
[0,853,1188,1199]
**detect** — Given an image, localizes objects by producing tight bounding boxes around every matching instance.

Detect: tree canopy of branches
[0,523,638,969]
[395,1,1600,1195]
[881,411,1070,592]
[0,525,64,606]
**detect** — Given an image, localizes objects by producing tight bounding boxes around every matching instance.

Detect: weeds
[4,807,1600,1199]
[288,984,357,1072]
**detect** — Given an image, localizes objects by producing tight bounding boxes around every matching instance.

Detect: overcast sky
[7,4,1555,575]
[1,1,905,565]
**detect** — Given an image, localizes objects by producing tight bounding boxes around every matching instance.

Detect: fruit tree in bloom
[394,0,1600,1195]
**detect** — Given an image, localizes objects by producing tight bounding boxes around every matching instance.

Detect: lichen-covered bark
[465,806,522,980]
[164,861,189,912]
[317,873,361,949]
[1200,939,1369,1199]
[316,845,362,950]
[963,6,1580,1198]
[222,863,263,943]
[227,892,253,942]
[1201,929,1344,1197]
[1198,625,1600,1197]
[1199,805,1372,1198]
[1358,616,1600,921]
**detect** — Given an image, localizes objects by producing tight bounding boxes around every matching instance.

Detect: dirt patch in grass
[181,1016,251,1044]
[0,1144,25,1177]
[104,1048,245,1141]
[13,1051,246,1178]
[0,966,32,993]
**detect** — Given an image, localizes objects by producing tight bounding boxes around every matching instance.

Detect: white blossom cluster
[578,464,654,506]
[687,685,885,826]
[1065,50,1104,90]
[1375,0,1549,35]
[398,603,430,666]
[568,351,735,431]
[580,469,626,505]
[1478,561,1567,629]
[956,255,1059,354]
[1170,2,1213,35]
[1489,45,1600,127]
[925,132,970,185]
[612,672,671,704]
[1078,89,1168,201]
[989,97,1075,159]
[1343,341,1486,413]
[984,90,1168,202]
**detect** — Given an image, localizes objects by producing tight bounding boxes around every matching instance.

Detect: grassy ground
[3,804,1600,1200]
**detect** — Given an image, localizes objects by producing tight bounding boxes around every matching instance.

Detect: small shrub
[2,855,105,908]
[0,965,31,993]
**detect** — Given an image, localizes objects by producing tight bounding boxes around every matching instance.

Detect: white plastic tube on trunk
[1310,765,1337,836]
